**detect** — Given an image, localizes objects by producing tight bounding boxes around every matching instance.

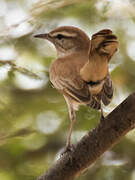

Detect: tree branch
[0,60,41,80]
[37,92,135,180]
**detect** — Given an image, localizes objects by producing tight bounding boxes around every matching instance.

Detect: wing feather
[53,77,91,103]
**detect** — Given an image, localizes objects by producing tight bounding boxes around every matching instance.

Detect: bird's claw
[100,114,105,122]
[60,144,75,156]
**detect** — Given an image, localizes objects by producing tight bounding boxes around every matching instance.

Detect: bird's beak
[34,33,49,39]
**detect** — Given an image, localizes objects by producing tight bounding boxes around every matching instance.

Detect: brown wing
[61,78,102,110]
[50,55,93,104]
[91,29,119,60]
[51,75,91,104]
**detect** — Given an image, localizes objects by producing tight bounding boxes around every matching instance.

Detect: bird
[34,26,119,151]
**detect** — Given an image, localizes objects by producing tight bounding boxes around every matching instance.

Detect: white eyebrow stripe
[50,31,77,37]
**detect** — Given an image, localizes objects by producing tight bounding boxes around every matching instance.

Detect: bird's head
[34,26,90,57]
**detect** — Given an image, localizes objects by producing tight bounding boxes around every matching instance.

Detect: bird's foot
[60,144,75,156]
[100,114,105,122]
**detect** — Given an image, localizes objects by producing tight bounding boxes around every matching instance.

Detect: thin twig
[0,60,42,80]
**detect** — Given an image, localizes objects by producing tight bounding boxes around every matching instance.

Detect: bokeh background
[0,0,135,180]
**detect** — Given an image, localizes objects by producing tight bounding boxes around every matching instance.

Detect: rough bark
[37,92,135,180]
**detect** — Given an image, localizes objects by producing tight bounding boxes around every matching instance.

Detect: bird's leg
[100,103,105,122]
[60,102,75,156]
[66,105,76,151]
[63,95,76,152]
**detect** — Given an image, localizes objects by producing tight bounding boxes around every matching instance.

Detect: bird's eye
[56,34,64,40]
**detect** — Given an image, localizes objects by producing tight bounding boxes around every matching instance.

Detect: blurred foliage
[0,0,135,180]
